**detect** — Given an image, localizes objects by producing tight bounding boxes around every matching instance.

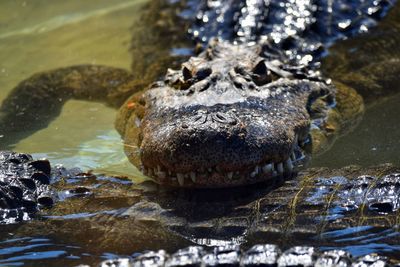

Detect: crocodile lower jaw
[142,151,306,188]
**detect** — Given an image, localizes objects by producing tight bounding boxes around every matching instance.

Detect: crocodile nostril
[190,110,238,125]
[213,112,237,125]
[192,113,208,125]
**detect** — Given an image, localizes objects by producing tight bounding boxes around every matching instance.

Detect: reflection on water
[2,166,400,266]
[0,236,135,267]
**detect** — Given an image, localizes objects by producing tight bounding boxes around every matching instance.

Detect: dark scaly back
[187,0,393,66]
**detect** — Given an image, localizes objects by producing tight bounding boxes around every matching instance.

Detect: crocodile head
[118,40,346,188]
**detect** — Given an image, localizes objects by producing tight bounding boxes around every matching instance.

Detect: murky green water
[0,0,146,180]
[312,93,400,168]
[1,0,400,266]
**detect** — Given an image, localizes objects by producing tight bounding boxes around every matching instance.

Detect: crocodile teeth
[250,165,259,178]
[262,163,273,174]
[285,159,293,171]
[190,172,196,183]
[227,172,233,179]
[177,173,185,186]
[277,163,284,174]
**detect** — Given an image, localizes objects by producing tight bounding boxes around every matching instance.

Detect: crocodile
[1,1,400,265]
[0,0,398,188]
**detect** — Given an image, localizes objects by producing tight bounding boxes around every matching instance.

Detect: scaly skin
[5,155,400,263]
[0,0,396,187]
[97,245,399,267]
[0,151,54,224]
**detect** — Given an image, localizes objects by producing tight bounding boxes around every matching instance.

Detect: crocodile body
[0,0,398,188]
[0,151,54,224]
[2,153,400,265]
[97,245,400,267]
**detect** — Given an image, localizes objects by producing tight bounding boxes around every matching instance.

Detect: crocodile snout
[138,100,310,187]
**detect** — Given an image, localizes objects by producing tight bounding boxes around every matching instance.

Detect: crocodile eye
[182,65,193,81]
[251,60,271,86]
[253,60,267,75]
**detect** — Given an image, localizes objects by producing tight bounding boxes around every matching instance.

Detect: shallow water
[0,0,146,179]
[1,0,400,266]
[312,93,400,168]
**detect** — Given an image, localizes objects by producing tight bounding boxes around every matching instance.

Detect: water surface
[0,0,148,179]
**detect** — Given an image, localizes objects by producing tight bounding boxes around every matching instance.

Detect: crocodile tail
[0,65,140,149]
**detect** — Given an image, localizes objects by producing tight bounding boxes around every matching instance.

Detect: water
[311,2,400,168]
[312,93,400,168]
[0,0,145,178]
[1,0,400,266]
